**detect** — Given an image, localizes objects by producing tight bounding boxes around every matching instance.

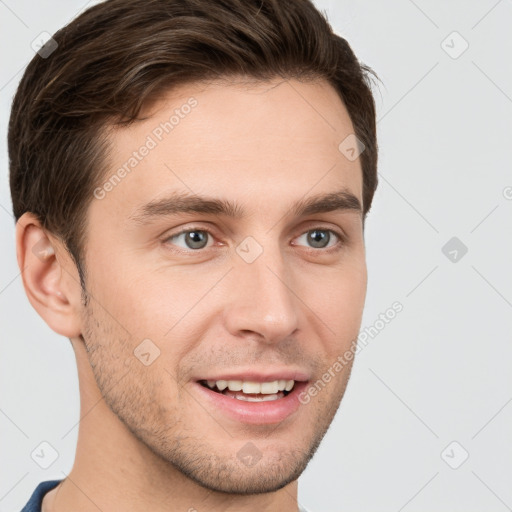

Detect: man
[9,0,378,510]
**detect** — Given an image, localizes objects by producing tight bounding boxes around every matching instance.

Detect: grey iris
[308,229,330,248]
[185,231,209,249]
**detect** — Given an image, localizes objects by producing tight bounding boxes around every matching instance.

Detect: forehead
[92,77,363,227]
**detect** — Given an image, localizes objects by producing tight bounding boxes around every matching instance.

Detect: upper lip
[196,369,310,383]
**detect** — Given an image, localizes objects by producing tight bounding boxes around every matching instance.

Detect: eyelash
[162,226,346,254]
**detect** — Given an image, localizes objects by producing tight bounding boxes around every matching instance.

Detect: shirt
[21,479,312,512]
[21,479,62,512]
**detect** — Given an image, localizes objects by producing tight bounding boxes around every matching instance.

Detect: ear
[15,212,83,338]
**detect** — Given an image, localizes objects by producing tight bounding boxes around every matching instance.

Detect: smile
[199,379,295,401]
[195,378,309,424]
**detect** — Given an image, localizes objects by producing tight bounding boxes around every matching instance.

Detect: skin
[16,77,367,512]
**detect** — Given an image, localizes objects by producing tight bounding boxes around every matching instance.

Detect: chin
[184,459,305,495]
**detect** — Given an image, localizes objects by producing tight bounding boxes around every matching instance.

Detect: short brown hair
[8,0,379,290]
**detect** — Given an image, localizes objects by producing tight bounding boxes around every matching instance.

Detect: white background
[1,1,511,511]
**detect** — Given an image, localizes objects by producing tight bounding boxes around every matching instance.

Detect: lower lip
[194,381,309,425]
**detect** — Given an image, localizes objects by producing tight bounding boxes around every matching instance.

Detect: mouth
[198,378,296,401]
[194,377,309,424]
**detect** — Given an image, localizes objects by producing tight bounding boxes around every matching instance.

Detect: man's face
[80,77,367,494]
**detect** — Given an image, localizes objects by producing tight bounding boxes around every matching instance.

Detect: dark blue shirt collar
[21,479,62,512]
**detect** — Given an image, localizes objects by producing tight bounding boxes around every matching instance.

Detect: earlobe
[15,212,83,338]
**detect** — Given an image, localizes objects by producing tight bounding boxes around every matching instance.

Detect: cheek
[86,256,181,332]
[301,259,367,345]
[87,261,222,373]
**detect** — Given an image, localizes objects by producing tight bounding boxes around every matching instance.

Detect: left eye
[164,227,341,251]
[294,228,341,249]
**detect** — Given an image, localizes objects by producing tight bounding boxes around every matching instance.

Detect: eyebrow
[129,188,362,225]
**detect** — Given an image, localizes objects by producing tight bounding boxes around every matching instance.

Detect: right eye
[163,228,215,251]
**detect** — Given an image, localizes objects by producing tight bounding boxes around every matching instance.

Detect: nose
[223,241,300,344]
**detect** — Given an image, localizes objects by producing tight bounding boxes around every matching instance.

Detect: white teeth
[227,380,243,391]
[215,379,228,391]
[260,381,279,394]
[242,381,261,394]
[204,379,296,394]
[234,393,281,402]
